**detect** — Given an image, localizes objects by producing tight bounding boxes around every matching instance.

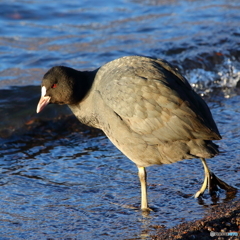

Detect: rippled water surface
[0,0,240,239]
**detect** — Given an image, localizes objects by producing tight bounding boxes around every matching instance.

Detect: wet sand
[152,197,240,240]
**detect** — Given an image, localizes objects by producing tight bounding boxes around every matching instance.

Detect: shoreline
[152,197,240,240]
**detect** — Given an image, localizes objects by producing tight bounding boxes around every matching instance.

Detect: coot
[37,56,236,210]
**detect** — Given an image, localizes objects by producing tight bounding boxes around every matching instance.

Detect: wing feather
[96,56,221,144]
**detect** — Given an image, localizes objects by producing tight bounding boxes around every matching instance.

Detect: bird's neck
[72,69,98,103]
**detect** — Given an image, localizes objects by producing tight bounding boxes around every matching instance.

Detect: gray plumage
[37,56,236,210]
[69,56,220,166]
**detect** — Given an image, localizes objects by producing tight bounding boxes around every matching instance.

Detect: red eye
[51,84,57,88]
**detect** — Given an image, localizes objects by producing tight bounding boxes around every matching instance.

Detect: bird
[36,55,236,211]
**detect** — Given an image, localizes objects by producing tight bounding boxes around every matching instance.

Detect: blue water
[0,0,240,239]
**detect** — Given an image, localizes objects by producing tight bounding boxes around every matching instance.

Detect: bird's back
[95,56,220,137]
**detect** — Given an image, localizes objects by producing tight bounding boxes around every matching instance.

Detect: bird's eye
[51,84,57,88]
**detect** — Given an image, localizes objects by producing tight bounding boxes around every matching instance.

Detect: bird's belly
[105,126,218,166]
[105,133,162,167]
[102,120,194,167]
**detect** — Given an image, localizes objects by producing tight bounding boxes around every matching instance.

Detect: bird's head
[36,66,84,113]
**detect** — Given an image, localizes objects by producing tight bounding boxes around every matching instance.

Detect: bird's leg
[194,158,211,198]
[138,166,149,210]
[195,158,237,198]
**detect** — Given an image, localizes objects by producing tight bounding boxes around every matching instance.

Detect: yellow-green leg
[195,158,211,198]
[195,158,237,198]
[138,166,149,210]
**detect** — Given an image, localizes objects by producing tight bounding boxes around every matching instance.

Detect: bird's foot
[210,172,237,193]
[141,206,154,212]
[194,172,237,198]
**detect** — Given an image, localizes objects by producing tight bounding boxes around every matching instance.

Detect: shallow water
[0,0,240,239]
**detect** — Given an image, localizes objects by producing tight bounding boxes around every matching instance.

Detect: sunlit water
[0,0,240,239]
